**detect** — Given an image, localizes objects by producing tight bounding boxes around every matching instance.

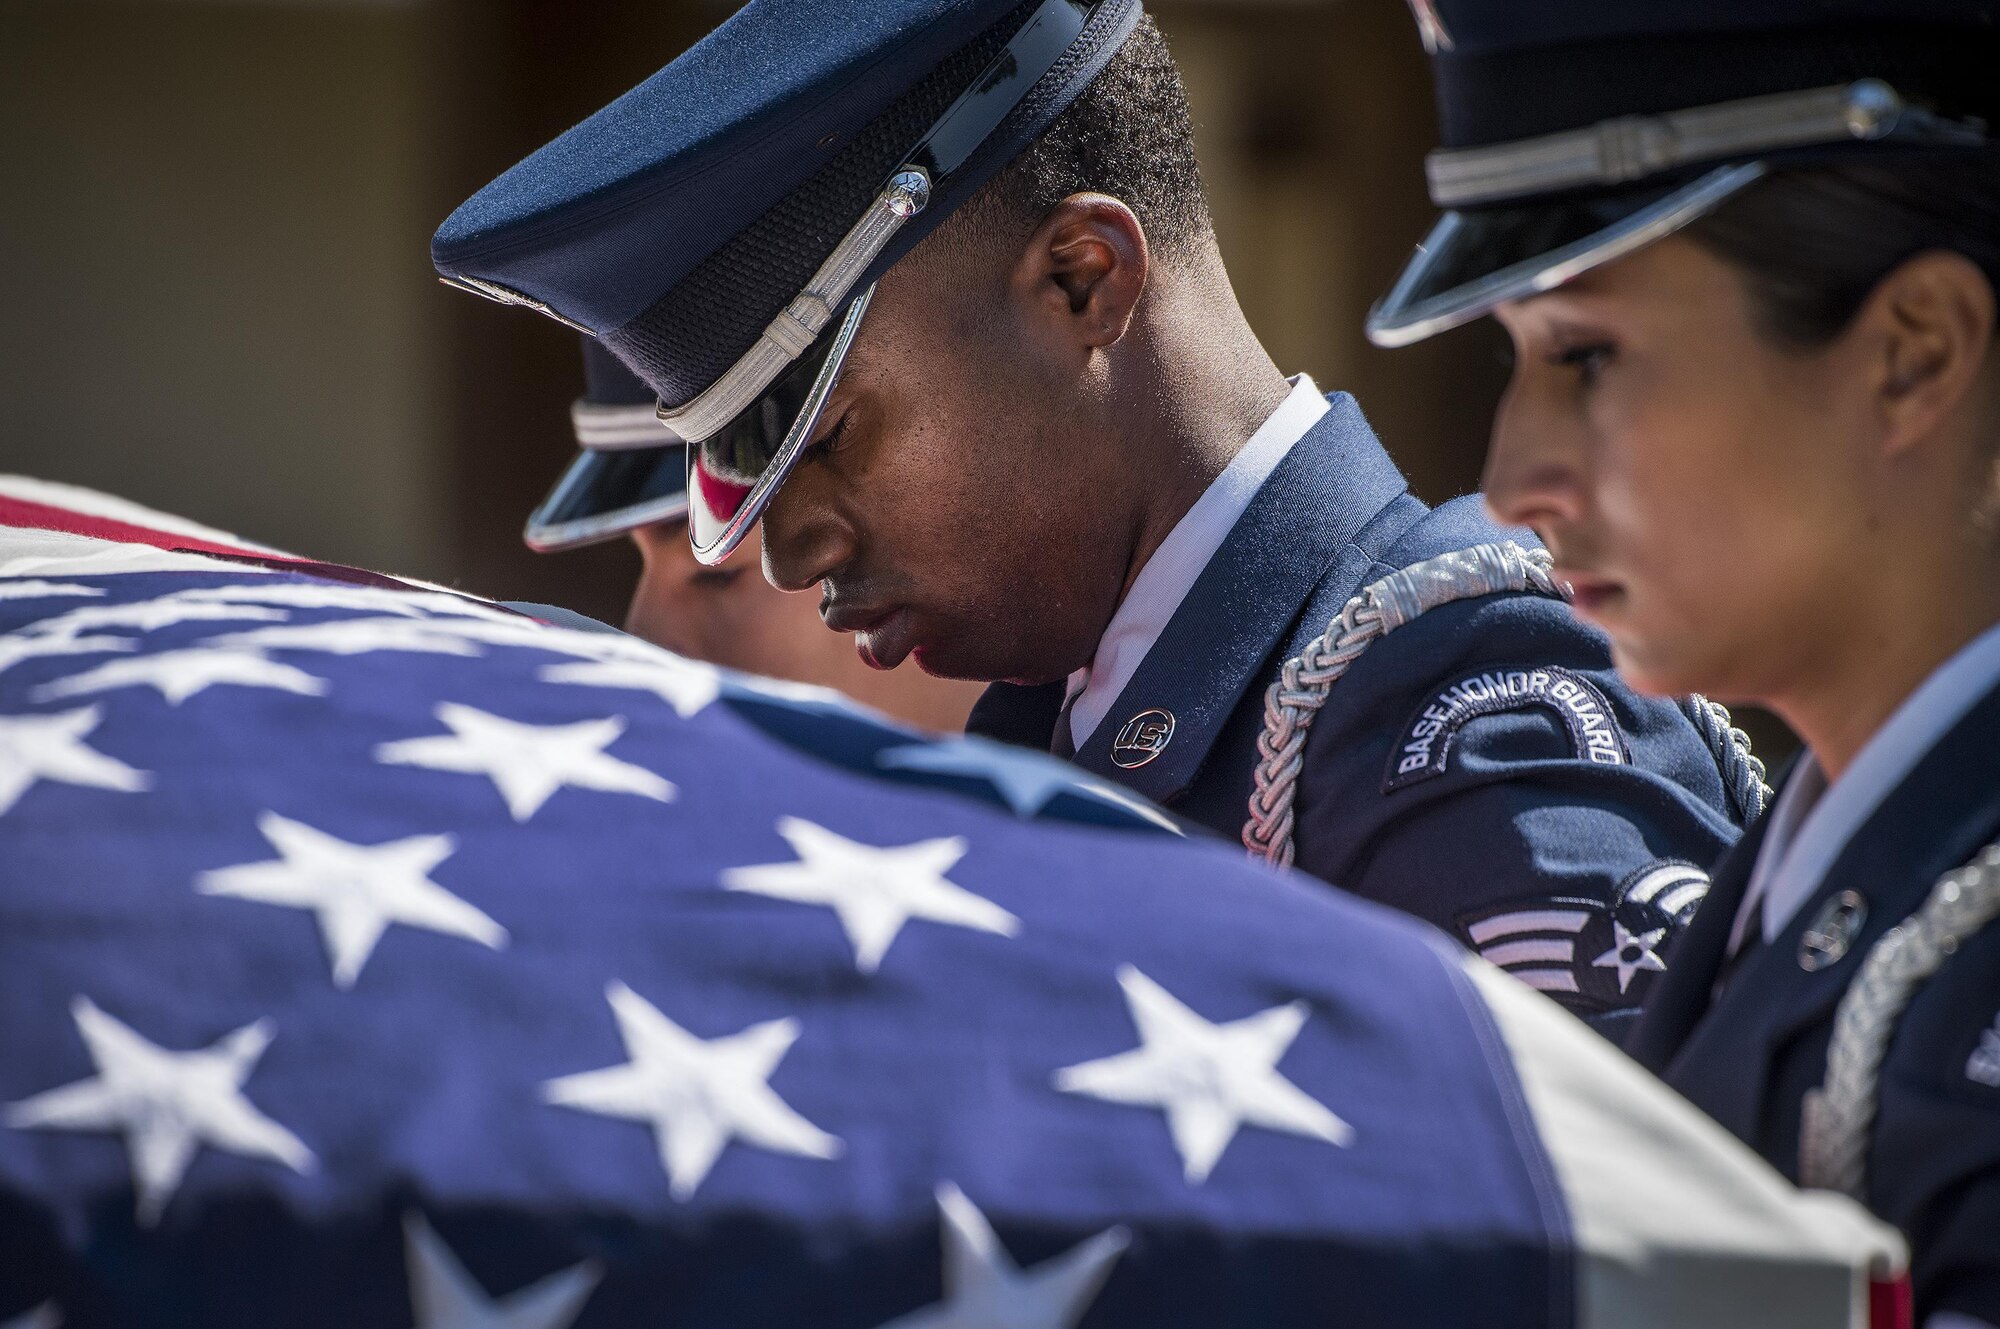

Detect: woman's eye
[1550,342,1615,385]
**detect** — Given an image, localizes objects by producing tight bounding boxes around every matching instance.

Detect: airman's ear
[1017,193,1150,350]
[1859,249,1996,458]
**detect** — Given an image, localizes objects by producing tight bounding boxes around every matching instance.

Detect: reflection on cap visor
[523,445,691,552]
[1365,164,1767,348]
[685,284,872,566]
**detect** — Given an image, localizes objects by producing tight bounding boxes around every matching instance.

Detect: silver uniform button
[1799,890,1869,972]
[1110,708,1176,769]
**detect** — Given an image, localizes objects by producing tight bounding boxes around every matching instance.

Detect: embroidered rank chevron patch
[1384,665,1629,792]
[1456,862,1710,1011]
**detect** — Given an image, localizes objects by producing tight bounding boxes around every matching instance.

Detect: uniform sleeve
[1290,590,1745,1036]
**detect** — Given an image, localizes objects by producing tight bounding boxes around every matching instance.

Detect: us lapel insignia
[1799,890,1868,972]
[1110,708,1176,769]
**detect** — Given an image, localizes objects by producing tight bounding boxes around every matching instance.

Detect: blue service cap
[523,336,690,552]
[578,334,656,411]
[438,0,1140,555]
[1368,0,2000,347]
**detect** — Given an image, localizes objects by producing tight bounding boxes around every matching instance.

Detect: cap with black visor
[433,0,1142,560]
[526,334,695,553]
[1368,0,2000,350]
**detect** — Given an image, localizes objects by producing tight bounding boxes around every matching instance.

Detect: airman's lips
[1553,567,1621,616]
[821,602,896,635]
[824,603,919,672]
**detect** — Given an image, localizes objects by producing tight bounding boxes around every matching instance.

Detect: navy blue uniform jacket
[970,393,1749,1036]
[1630,676,2000,1322]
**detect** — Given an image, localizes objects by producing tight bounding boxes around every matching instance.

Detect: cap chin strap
[440,168,929,447]
[1427,79,1987,209]
[571,400,676,451]
[652,169,932,445]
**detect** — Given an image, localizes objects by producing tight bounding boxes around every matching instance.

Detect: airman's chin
[904,638,1011,686]
[909,643,983,682]
[1604,634,1708,704]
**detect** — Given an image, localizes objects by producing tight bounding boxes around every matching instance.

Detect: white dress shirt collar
[1733,618,2000,951]
[1065,374,1328,750]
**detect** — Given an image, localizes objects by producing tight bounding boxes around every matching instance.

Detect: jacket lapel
[1662,676,2000,1145]
[1068,393,1410,803]
[1626,798,1774,1073]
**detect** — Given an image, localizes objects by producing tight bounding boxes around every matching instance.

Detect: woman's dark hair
[1686,155,2000,347]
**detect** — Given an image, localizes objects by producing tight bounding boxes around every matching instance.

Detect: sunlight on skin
[1486,235,2000,778]
[625,522,985,733]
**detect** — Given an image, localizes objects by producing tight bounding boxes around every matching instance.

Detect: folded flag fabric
[0,484,1901,1328]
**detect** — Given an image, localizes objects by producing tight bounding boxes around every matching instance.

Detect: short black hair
[954,13,1212,263]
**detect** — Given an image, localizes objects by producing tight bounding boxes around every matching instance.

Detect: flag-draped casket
[0,481,1903,1328]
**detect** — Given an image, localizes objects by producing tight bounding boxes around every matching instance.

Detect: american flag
[0,483,1900,1328]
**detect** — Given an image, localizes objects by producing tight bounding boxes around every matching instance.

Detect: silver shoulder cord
[1241,541,1769,867]
[1680,695,1771,822]
[1801,839,2000,1197]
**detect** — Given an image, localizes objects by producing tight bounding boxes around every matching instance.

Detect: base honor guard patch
[1385,666,1629,792]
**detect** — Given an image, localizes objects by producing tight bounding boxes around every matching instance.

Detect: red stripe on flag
[0,494,523,605]
[0,495,280,561]
[1870,1274,1913,1329]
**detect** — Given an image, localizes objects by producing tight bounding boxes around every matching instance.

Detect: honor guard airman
[531,336,983,729]
[1372,0,2000,1320]
[431,0,1766,1038]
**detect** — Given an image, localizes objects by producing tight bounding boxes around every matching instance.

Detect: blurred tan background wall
[1,0,1506,626]
[2,1,450,572]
